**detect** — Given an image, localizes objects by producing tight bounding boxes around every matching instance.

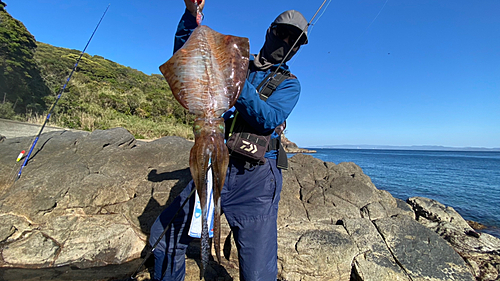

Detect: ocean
[303,148,500,238]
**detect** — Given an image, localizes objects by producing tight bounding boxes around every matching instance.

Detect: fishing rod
[15,4,110,181]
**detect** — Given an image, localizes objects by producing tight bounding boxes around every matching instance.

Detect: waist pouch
[226,117,271,165]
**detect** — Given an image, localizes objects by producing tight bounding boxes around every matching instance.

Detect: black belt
[267,138,280,151]
[268,137,288,170]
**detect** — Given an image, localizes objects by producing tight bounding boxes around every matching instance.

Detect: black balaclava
[262,27,298,65]
[254,10,308,70]
[254,27,298,70]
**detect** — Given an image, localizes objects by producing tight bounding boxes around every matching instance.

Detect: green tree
[0,1,51,117]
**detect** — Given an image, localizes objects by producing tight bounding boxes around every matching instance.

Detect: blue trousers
[149,158,283,281]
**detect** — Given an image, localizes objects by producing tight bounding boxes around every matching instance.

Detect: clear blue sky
[6,0,500,148]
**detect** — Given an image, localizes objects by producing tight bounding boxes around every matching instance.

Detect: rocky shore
[0,128,498,281]
[281,134,316,153]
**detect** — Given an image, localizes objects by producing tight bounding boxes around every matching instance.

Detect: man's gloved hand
[184,0,205,18]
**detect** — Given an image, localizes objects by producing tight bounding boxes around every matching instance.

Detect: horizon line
[304,144,500,151]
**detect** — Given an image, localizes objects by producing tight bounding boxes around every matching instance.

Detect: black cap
[272,10,308,45]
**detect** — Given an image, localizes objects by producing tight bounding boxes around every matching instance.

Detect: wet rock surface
[0,128,498,280]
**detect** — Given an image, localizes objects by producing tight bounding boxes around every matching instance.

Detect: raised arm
[173,0,205,53]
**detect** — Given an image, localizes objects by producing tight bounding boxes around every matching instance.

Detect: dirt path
[0,118,66,139]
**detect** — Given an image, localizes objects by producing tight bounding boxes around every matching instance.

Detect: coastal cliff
[0,128,498,281]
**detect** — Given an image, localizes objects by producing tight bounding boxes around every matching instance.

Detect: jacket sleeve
[234,78,301,133]
[173,9,198,54]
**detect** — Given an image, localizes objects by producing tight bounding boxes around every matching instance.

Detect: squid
[159,25,249,276]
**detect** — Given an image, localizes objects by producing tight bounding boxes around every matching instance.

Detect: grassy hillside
[0,1,193,140]
[34,43,193,139]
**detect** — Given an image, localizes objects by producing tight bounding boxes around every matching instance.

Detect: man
[149,1,309,280]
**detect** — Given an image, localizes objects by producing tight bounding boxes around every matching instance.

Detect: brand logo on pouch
[240,140,258,153]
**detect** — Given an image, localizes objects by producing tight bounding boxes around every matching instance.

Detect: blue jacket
[173,10,301,159]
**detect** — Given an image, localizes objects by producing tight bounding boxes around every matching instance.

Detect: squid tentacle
[189,141,210,278]
[211,129,229,264]
[189,118,227,276]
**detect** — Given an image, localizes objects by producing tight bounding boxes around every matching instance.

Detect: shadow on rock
[138,167,192,234]
[130,167,194,280]
[0,259,143,281]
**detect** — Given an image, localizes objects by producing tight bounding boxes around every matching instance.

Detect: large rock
[408,197,500,281]
[0,128,496,281]
[0,128,192,272]
[373,215,473,280]
[276,154,474,281]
